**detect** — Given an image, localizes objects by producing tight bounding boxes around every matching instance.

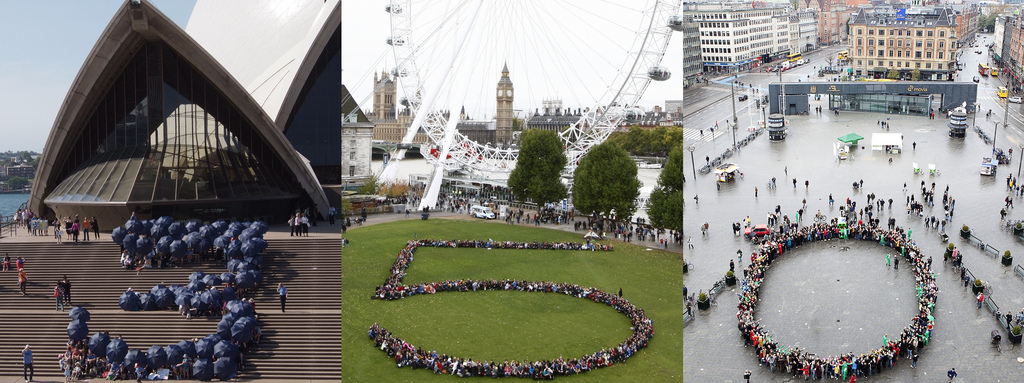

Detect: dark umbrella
[247,237,269,253]
[125,219,145,234]
[226,259,244,273]
[119,291,140,311]
[213,340,238,360]
[175,290,195,307]
[241,242,258,258]
[189,271,207,282]
[122,233,138,254]
[235,262,255,274]
[231,317,256,343]
[153,288,175,308]
[193,358,214,381]
[253,269,264,284]
[150,222,168,240]
[107,339,128,364]
[89,332,110,356]
[155,216,173,227]
[203,274,222,287]
[164,344,184,369]
[201,289,221,308]
[212,220,229,234]
[186,232,203,250]
[221,285,237,302]
[112,226,128,245]
[226,300,253,318]
[176,340,197,359]
[243,256,262,266]
[185,221,200,233]
[214,235,232,249]
[156,236,173,254]
[250,220,269,235]
[225,246,242,260]
[195,338,216,359]
[124,349,145,368]
[220,273,236,286]
[146,345,168,369]
[142,220,154,235]
[187,279,207,293]
[198,238,213,254]
[235,271,256,289]
[168,222,184,239]
[138,293,158,311]
[216,318,233,341]
[214,357,237,381]
[238,228,259,242]
[199,225,217,240]
[190,295,211,312]
[69,306,91,321]
[136,237,154,255]
[150,284,167,295]
[170,240,187,258]
[220,311,239,328]
[67,319,89,342]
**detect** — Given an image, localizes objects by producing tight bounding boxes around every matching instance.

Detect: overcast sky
[342,0,684,121]
[0,0,195,153]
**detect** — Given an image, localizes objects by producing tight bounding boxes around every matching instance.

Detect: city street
[683,38,1024,381]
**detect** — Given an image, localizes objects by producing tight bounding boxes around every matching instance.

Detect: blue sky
[0,0,195,153]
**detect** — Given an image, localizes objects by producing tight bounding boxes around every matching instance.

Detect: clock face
[498,89,503,97]
[506,90,512,97]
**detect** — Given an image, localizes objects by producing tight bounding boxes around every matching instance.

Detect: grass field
[341,218,683,382]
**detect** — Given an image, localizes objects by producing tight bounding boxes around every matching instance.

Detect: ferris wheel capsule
[648,66,671,81]
[391,67,408,77]
[667,14,684,31]
[385,4,403,14]
[386,36,407,46]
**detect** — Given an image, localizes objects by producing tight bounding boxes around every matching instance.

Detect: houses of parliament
[369,65,515,147]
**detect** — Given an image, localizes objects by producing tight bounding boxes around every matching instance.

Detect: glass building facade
[44,42,306,221]
[828,94,930,116]
[284,28,341,185]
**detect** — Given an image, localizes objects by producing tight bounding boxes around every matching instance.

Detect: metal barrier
[966,234,1000,256]
[986,295,1000,316]
[683,312,693,327]
[1015,265,1024,280]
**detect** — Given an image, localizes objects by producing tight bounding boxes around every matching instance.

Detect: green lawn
[341,219,683,382]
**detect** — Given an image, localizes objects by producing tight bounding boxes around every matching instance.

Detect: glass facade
[45,42,304,220]
[828,94,930,116]
[284,28,341,184]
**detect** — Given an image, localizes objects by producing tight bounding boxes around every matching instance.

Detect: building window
[927,41,933,48]
[869,49,874,55]
[858,28,863,35]
[926,63,932,69]
[916,30,922,37]
[879,29,885,35]
[858,38,863,46]
[858,49,863,56]
[927,31,933,37]
[938,63,943,69]
[869,60,874,66]
[890,50,894,56]
[897,50,902,57]
[869,39,874,46]
[916,62,921,68]
[940,31,945,37]
[349,166,355,177]
[915,51,921,58]
[938,51,943,59]
[926,51,932,58]
[879,40,885,46]
[939,41,944,48]
[916,41,922,47]
[858,60,863,66]
[869,29,874,35]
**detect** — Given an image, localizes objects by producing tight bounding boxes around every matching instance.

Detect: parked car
[1010,96,1022,104]
[738,95,748,101]
[743,224,771,238]
[974,76,980,83]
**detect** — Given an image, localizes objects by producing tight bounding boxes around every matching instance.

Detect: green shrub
[962,224,970,232]
[726,270,734,278]
[1014,326,1022,336]
[698,292,707,301]
[1017,222,1023,230]
[975,279,983,287]
[948,243,955,250]
[1005,250,1012,258]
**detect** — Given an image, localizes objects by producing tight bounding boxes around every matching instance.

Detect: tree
[507,129,567,209]
[826,57,835,68]
[6,176,29,190]
[512,117,523,131]
[887,69,899,79]
[911,68,921,81]
[572,142,640,222]
[648,146,685,232]
[357,174,379,195]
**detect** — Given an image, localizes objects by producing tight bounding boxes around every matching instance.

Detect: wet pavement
[682,105,1024,381]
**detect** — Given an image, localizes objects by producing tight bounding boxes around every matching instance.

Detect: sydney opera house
[28,0,340,224]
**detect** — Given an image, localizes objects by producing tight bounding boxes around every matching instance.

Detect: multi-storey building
[949,4,979,47]
[796,10,820,53]
[847,7,958,80]
[682,14,703,87]
[811,0,852,45]
[685,3,793,74]
[369,70,427,144]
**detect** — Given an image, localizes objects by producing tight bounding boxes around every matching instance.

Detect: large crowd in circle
[369,239,652,379]
[736,219,937,380]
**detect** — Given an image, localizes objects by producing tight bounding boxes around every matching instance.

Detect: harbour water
[0,193,29,218]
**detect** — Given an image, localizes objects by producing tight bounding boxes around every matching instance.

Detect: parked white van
[470,205,496,219]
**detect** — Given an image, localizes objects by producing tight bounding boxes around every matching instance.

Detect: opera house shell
[28,0,338,225]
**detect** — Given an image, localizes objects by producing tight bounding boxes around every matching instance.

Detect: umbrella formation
[114,216,270,271]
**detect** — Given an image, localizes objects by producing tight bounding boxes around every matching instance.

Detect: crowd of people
[370,239,652,379]
[736,219,937,380]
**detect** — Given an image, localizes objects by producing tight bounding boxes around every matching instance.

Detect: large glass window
[284,28,341,184]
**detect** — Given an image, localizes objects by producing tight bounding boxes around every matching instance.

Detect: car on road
[976,50,982,54]
[974,76,980,83]
[743,224,770,238]
[738,95,748,101]
[1010,96,1022,104]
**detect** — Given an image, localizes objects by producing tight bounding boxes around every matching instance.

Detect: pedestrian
[755,186,758,197]
[18,269,27,296]
[911,351,919,368]
[913,142,917,150]
[947,367,957,381]
[618,287,622,297]
[886,253,891,267]
[54,281,65,312]
[706,155,710,164]
[62,275,72,305]
[23,345,33,382]
[894,254,899,269]
[793,178,797,188]
[278,283,288,312]
[978,292,985,309]
[744,370,751,383]
[730,259,735,272]
[805,180,809,188]
[16,256,24,272]
[687,236,693,249]
[693,195,698,204]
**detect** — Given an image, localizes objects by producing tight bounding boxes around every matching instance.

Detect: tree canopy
[647,145,685,231]
[572,142,640,221]
[508,129,568,207]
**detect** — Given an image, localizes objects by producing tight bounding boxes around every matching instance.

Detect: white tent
[871,133,904,153]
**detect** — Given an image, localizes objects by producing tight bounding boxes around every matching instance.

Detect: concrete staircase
[0,236,341,380]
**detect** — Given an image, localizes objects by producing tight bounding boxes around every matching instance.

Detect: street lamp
[687,145,697,181]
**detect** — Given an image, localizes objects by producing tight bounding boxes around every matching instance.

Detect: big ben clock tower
[496,62,514,145]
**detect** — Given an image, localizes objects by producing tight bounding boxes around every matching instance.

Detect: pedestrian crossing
[683,127,728,142]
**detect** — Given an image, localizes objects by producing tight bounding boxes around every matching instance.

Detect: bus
[838,50,849,61]
[788,53,802,62]
[998,86,1008,98]
[979,63,990,76]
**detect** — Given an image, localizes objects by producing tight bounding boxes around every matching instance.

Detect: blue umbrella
[225,300,253,318]
[119,291,140,311]
[186,232,203,250]
[107,339,128,364]
[225,246,242,260]
[221,285,237,302]
[125,219,145,234]
[136,237,154,255]
[195,338,216,359]
[236,262,255,274]
[198,238,213,254]
[189,271,207,282]
[243,256,262,267]
[214,235,232,249]
[122,233,138,254]
[168,222,184,239]
[138,293,158,311]
[226,259,244,273]
[187,280,207,293]
[111,227,127,246]
[212,220,229,234]
[150,223,169,240]
[201,289,221,308]
[89,332,110,356]
[238,228,258,243]
[174,290,194,307]
[213,340,238,360]
[247,237,268,253]
[147,345,168,369]
[124,349,145,369]
[220,311,239,328]
[67,319,89,342]
[216,318,233,341]
[252,269,264,284]
[164,344,184,368]
[231,317,256,343]
[193,358,213,381]
[220,273,237,286]
[250,220,269,235]
[241,242,258,258]
[142,220,154,235]
[155,216,174,227]
[203,274,222,287]
[170,240,187,258]
[69,306,91,321]
[214,357,237,381]
[190,295,210,312]
[150,284,167,295]
[156,236,173,254]
[235,271,256,289]
[185,221,200,233]
[176,340,197,359]
[153,288,175,308]
[199,225,217,240]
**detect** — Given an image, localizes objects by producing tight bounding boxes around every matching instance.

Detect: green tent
[838,133,864,145]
